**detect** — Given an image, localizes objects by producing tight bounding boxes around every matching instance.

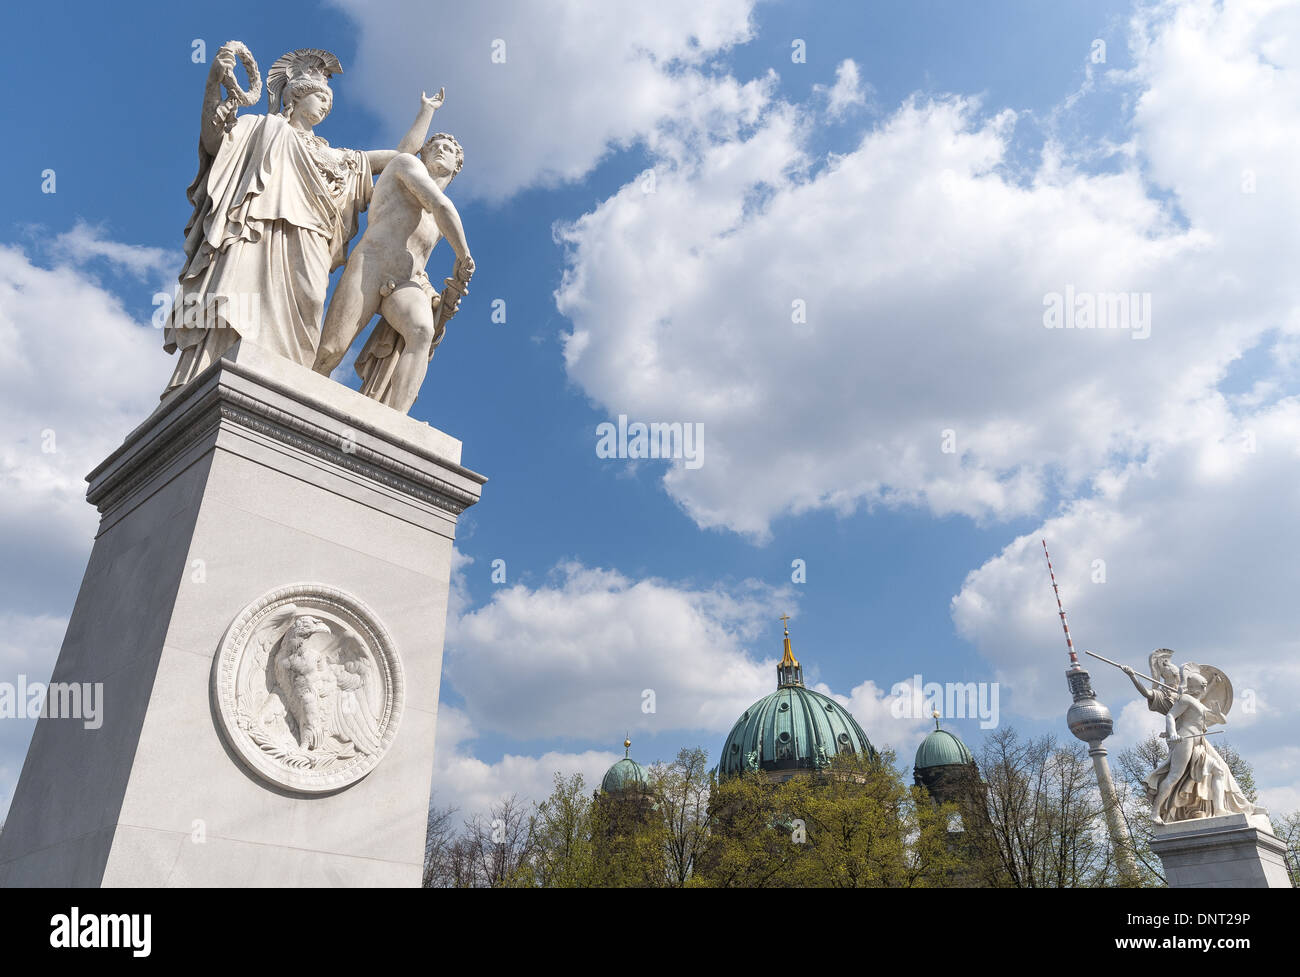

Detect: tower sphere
[1067,696,1114,744]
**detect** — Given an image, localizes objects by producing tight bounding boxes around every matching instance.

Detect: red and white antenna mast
[1041,538,1139,882]
[1042,539,1078,665]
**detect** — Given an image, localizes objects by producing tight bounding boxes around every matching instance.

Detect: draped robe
[162,112,372,394]
[1144,737,1257,822]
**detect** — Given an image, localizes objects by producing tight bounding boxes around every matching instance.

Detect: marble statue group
[162,41,473,413]
[1121,650,1262,825]
[0,37,486,886]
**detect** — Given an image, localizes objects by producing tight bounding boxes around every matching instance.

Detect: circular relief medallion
[212,584,405,793]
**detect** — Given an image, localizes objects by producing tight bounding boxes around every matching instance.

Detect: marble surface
[0,349,483,887]
[1150,812,1294,888]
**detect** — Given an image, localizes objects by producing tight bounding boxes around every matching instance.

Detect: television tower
[1042,540,1138,883]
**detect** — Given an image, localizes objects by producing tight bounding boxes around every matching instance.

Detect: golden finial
[624,734,631,758]
[779,614,799,667]
[932,709,941,730]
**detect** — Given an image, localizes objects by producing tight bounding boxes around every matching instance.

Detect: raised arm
[367,89,444,174]
[1121,665,1154,703]
[200,47,239,157]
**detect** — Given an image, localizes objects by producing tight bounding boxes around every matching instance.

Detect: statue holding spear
[1086,649,1259,824]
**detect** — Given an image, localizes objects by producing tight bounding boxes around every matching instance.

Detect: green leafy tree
[695,769,809,887]
[589,794,669,887]
[522,772,601,887]
[697,748,967,887]
[792,749,964,887]
[506,766,676,887]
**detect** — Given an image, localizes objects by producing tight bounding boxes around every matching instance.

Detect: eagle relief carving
[213,585,404,792]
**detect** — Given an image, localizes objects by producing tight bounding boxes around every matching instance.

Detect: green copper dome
[601,758,649,793]
[914,726,974,770]
[719,685,876,777]
[602,740,650,794]
[719,623,875,777]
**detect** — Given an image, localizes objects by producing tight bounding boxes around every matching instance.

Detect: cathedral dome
[718,620,875,778]
[912,716,977,806]
[914,725,974,770]
[601,740,650,794]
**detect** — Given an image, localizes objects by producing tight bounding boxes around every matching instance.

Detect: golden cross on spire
[778,614,799,670]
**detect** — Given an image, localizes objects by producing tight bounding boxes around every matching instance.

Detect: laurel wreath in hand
[213,41,262,131]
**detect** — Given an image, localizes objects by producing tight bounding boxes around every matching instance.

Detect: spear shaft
[1087,653,1222,740]
[1085,650,1180,693]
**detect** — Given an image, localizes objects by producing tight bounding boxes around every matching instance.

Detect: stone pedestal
[0,342,484,887]
[1150,812,1293,888]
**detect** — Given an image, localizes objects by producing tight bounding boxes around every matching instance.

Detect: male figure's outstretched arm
[366,90,444,173]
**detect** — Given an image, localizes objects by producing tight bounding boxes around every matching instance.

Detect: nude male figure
[314,132,474,412]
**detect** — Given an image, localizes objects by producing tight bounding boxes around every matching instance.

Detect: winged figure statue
[1123,653,1261,824]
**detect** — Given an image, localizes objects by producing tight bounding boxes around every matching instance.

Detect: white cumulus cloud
[328,0,759,201]
[445,559,792,740]
[0,238,172,818]
[552,0,1300,543]
[816,58,869,118]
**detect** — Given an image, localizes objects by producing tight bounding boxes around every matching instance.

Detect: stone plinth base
[1150,812,1293,888]
[0,342,484,887]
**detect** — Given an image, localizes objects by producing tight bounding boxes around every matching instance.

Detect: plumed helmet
[268,48,343,114]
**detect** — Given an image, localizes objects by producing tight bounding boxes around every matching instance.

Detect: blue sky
[2,0,1299,821]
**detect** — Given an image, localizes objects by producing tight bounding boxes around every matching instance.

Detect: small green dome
[914,727,974,770]
[601,756,650,794]
[719,685,875,777]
